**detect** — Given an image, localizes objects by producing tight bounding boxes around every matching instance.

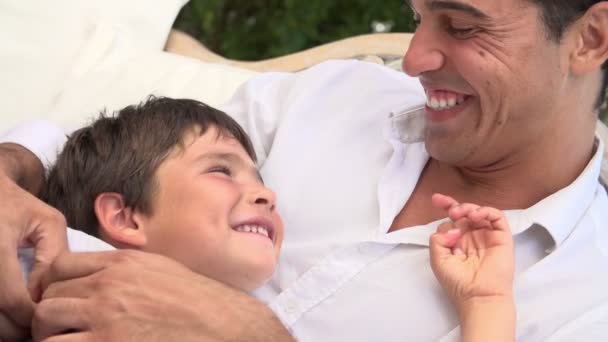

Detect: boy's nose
[249,185,276,211]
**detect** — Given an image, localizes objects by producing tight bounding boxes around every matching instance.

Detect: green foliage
[174,0,415,60]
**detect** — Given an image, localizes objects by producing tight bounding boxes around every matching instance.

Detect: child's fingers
[431,193,459,211]
[432,227,462,247]
[448,203,481,221]
[429,229,462,263]
[468,207,511,233]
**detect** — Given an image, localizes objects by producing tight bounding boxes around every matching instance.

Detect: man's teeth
[426,95,465,110]
[235,225,270,238]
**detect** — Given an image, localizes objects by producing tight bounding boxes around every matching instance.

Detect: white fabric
[44,51,258,132]
[6,60,607,341]
[0,0,257,134]
[5,1,603,339]
[218,60,608,341]
[0,121,68,170]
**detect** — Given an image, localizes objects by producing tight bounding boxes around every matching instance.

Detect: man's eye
[413,14,421,28]
[448,26,475,36]
[445,20,477,38]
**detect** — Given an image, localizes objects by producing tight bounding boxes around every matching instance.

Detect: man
[1,0,607,340]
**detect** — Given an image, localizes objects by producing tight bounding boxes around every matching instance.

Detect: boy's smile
[136,127,284,291]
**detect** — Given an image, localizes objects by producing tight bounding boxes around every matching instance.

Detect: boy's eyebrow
[405,0,490,20]
[196,152,264,183]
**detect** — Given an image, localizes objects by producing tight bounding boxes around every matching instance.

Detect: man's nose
[402,25,445,77]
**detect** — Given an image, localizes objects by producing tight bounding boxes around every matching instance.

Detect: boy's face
[139,127,284,291]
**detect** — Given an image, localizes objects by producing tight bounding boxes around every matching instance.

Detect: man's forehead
[406,0,517,16]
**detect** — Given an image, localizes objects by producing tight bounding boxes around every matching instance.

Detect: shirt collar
[386,105,605,248]
[521,137,604,247]
[386,105,426,143]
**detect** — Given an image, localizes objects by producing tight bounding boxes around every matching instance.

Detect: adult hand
[429,193,514,309]
[0,170,68,342]
[33,250,293,342]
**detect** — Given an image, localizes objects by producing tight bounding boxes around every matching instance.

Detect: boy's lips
[232,217,276,243]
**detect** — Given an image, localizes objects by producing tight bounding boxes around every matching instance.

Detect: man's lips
[418,86,472,122]
[424,94,473,123]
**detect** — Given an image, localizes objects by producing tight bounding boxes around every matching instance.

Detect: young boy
[35,96,515,340]
[41,96,283,291]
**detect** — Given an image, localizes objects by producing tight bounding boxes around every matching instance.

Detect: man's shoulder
[240,59,423,99]
[301,59,421,88]
[589,184,608,254]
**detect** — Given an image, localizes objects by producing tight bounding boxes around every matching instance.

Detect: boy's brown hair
[41,96,256,237]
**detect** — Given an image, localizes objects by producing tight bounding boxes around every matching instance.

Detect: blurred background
[174,0,608,123]
[173,0,415,60]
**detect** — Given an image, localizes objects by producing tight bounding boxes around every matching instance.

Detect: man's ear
[570,2,608,75]
[94,192,147,248]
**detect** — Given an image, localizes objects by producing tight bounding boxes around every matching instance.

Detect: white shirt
[3,60,608,341]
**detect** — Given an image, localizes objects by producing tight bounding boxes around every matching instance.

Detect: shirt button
[284,299,299,315]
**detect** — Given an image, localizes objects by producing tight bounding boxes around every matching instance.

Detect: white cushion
[46,49,258,130]
[0,0,257,133]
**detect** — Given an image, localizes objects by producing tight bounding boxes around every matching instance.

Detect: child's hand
[429,193,514,312]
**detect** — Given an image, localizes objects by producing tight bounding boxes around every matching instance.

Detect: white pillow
[46,49,258,130]
[0,0,194,133]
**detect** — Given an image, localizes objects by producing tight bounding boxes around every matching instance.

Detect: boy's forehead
[164,128,250,163]
[183,127,245,153]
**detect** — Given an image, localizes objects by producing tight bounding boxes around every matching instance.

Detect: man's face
[403,0,570,167]
[140,127,284,292]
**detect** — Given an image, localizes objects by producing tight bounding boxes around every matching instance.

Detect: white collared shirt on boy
[4,60,608,341]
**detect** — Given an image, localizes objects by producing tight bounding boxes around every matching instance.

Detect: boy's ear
[570,2,608,75]
[94,192,147,248]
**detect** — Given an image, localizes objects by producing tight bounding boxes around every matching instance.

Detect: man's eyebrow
[405,0,489,20]
[428,0,489,19]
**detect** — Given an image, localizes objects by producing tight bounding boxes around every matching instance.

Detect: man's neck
[429,127,597,210]
[389,114,598,232]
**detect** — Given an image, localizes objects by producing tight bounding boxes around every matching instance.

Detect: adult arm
[0,122,69,342]
[33,250,294,341]
[0,143,45,194]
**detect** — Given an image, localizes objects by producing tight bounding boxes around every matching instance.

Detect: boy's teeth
[235,225,270,239]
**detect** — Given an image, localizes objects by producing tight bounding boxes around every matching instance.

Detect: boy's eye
[208,165,233,177]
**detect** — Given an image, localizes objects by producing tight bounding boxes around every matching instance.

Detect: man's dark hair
[41,96,256,237]
[532,0,608,109]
